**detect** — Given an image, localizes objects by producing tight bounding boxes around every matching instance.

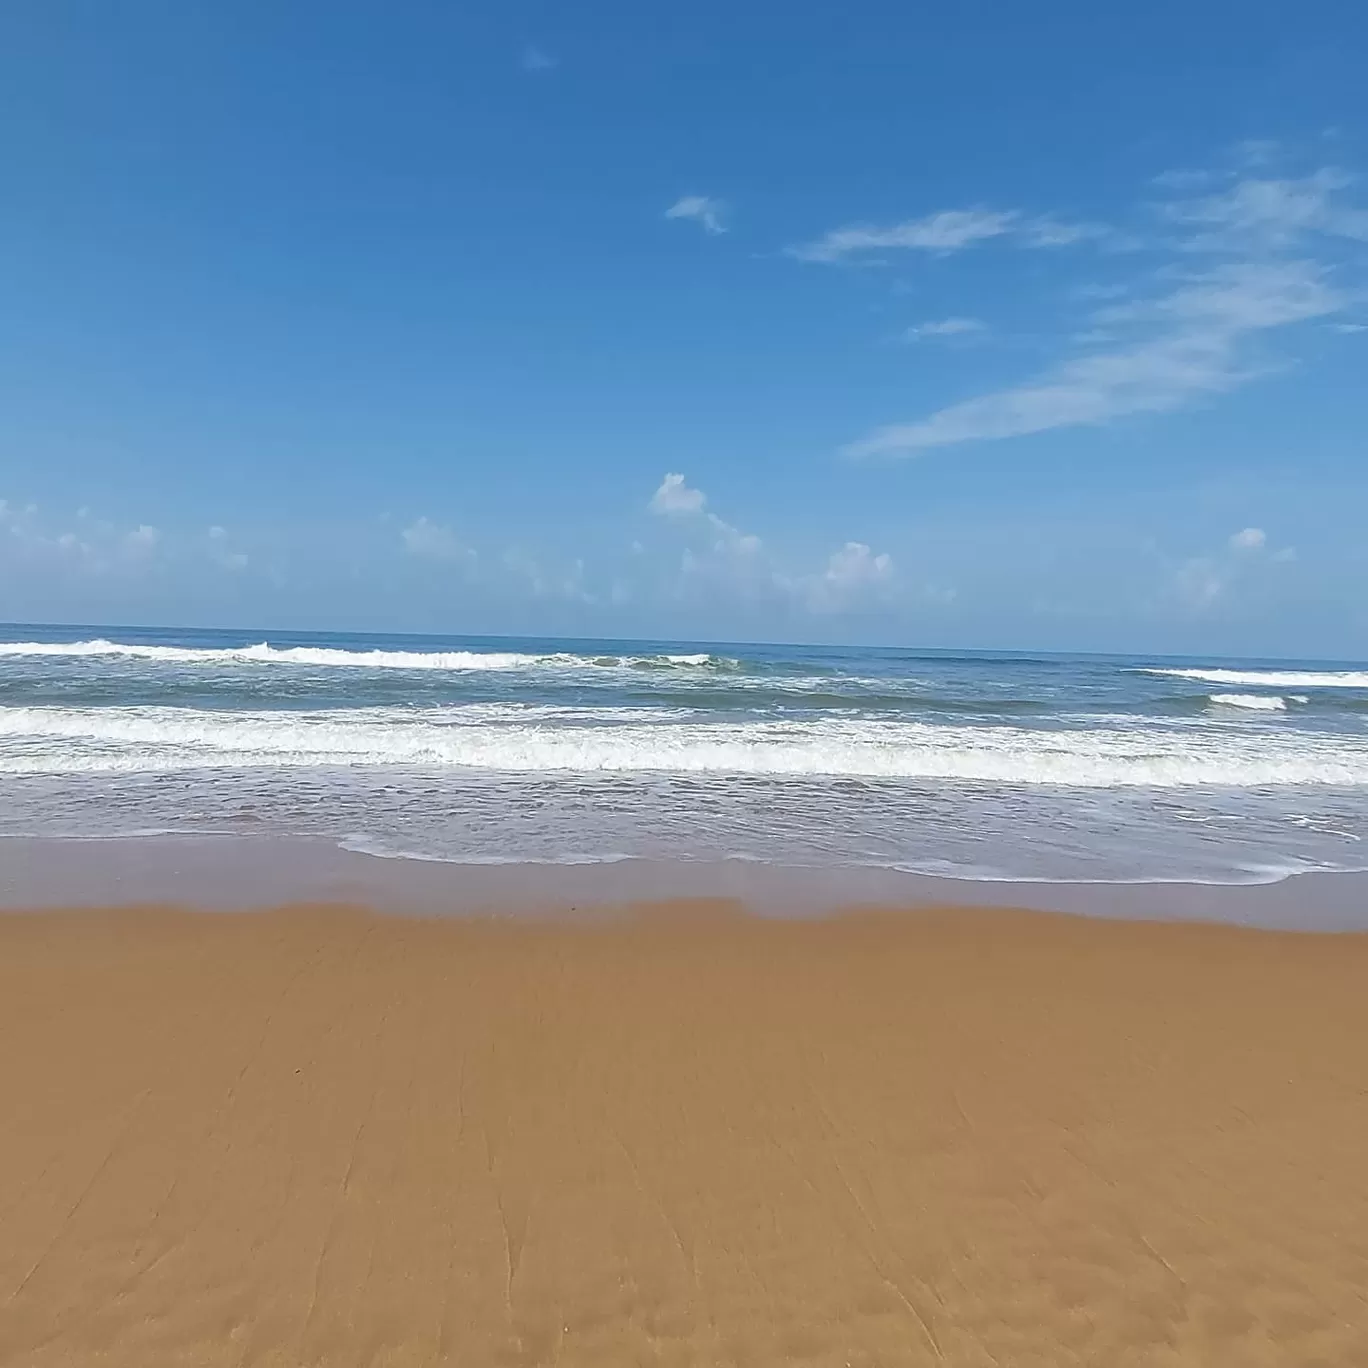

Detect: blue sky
[2,0,1366,655]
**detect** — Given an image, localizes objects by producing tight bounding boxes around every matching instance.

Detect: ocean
[2,624,1367,885]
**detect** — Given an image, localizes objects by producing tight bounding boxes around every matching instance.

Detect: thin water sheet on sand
[6,833,1368,929]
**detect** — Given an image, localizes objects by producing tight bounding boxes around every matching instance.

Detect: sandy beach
[1,902,1366,1367]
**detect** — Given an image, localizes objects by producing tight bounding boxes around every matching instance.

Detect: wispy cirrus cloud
[791,209,1017,262]
[848,260,1344,456]
[665,195,727,235]
[843,162,1367,458]
[1163,168,1368,250]
[903,317,986,342]
[1021,217,1109,248]
[790,208,1105,263]
[520,45,557,72]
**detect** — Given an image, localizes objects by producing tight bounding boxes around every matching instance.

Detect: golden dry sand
[1,902,1366,1367]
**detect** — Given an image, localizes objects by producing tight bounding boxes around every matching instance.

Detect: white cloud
[1072,282,1131,301]
[903,316,986,342]
[206,525,248,571]
[123,524,159,556]
[1172,524,1294,611]
[647,474,781,607]
[790,208,1106,264]
[790,209,1018,263]
[501,547,593,602]
[1233,139,1282,168]
[649,472,707,516]
[645,475,903,616]
[831,164,1367,457]
[847,332,1232,456]
[665,196,726,235]
[1166,169,1368,250]
[1152,169,1216,191]
[0,499,39,526]
[1174,556,1227,610]
[3,503,87,558]
[824,541,893,586]
[705,515,762,556]
[846,258,1347,457]
[0,501,172,570]
[1096,259,1342,331]
[808,542,895,612]
[521,46,557,72]
[649,473,761,553]
[401,517,469,561]
[1020,217,1110,248]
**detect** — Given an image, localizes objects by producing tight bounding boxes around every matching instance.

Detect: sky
[1,0,1366,657]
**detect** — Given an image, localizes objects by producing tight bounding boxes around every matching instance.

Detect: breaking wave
[1209,693,1289,712]
[1144,666,1368,689]
[0,639,739,673]
[3,704,1367,786]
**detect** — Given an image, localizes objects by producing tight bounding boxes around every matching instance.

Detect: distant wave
[3,704,1366,786]
[1144,666,1368,688]
[0,639,740,673]
[1209,693,1289,712]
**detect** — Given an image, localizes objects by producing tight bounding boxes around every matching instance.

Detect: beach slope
[1,903,1365,1366]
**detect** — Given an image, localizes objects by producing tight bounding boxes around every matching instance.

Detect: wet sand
[1,902,1366,1366]
[7,833,1368,929]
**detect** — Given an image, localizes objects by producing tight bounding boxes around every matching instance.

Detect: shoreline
[4,831,1368,930]
[2,900,1365,1365]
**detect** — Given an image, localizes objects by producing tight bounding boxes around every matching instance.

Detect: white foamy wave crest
[1145,666,1368,688]
[3,705,1367,786]
[0,639,546,669]
[1209,693,1288,712]
[0,639,736,672]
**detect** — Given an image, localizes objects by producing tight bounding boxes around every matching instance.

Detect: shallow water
[3,624,1367,884]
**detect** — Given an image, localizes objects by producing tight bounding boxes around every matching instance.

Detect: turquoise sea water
[2,624,1367,883]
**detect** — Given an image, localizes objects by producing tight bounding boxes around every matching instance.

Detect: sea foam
[1209,693,1288,711]
[3,704,1366,786]
[1146,666,1368,689]
[0,639,735,672]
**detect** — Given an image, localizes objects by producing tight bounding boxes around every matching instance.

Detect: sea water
[1,625,1366,884]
